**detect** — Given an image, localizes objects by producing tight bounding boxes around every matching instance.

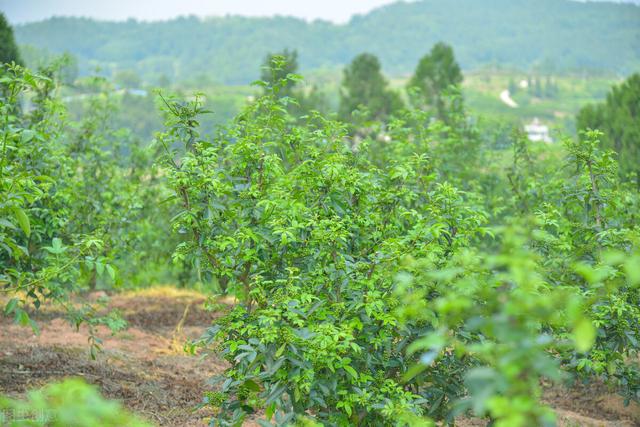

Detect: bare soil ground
[0,287,225,426]
[1,287,638,426]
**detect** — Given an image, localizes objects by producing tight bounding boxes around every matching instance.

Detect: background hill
[13,0,640,85]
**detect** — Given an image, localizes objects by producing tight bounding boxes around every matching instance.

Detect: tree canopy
[408,42,463,118]
[577,73,640,187]
[260,49,299,98]
[339,53,403,122]
[0,13,22,65]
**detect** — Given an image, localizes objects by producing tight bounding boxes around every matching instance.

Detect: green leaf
[343,365,358,381]
[16,309,30,327]
[402,363,428,383]
[29,318,40,335]
[624,256,640,287]
[45,238,66,255]
[4,298,19,315]
[265,402,276,421]
[106,264,116,281]
[12,207,30,237]
[343,403,352,417]
[275,343,286,358]
[243,379,261,392]
[573,318,596,353]
[95,261,105,277]
[21,129,36,143]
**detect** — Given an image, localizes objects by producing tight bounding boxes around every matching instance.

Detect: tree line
[261,43,463,124]
[12,0,640,85]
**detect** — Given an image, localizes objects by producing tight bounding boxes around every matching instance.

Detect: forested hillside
[14,0,640,84]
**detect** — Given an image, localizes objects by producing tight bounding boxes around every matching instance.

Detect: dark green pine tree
[339,53,403,123]
[0,13,22,65]
[407,42,463,119]
[577,73,640,188]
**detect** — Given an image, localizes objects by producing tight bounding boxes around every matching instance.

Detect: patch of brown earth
[0,288,226,426]
[544,382,640,427]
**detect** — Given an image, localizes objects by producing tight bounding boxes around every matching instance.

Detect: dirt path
[500,89,518,108]
[1,287,638,426]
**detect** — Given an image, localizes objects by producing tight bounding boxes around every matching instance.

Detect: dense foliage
[14,0,640,84]
[155,61,640,426]
[0,13,22,65]
[339,53,403,123]
[577,73,640,188]
[0,64,109,337]
[407,42,463,120]
[0,63,188,352]
[261,50,300,99]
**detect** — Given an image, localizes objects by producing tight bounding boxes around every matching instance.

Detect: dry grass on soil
[1,287,639,426]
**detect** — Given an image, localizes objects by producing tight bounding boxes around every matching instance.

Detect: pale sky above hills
[1,0,401,24]
[1,0,638,24]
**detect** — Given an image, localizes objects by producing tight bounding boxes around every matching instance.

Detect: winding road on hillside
[500,89,518,108]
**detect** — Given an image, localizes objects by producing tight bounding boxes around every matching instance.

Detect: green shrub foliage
[0,13,22,65]
[0,63,188,351]
[407,42,463,120]
[577,73,640,188]
[0,378,152,426]
[0,64,110,335]
[158,61,640,426]
[1,55,639,426]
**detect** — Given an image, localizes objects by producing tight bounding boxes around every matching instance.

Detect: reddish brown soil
[0,288,225,426]
[1,287,638,426]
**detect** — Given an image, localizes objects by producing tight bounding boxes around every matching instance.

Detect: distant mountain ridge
[14,0,640,84]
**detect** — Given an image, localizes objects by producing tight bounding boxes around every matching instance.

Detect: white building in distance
[525,118,553,143]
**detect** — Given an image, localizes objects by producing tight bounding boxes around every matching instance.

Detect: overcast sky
[0,0,406,24]
[2,0,636,24]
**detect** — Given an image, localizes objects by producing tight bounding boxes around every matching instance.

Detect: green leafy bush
[0,63,189,351]
[0,64,108,332]
[159,61,640,426]
[2,55,638,427]
[0,378,152,426]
